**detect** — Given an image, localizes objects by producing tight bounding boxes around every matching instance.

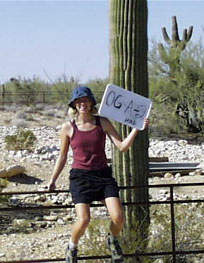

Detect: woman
[48,86,149,263]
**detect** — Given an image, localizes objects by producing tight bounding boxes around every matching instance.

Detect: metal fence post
[170,185,176,263]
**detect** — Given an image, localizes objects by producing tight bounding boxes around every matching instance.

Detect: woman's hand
[47,181,56,191]
[143,118,150,129]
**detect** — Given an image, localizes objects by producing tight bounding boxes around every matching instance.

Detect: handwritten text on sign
[98,84,152,130]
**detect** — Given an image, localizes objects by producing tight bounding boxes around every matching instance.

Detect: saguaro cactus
[158,17,201,132]
[161,16,193,49]
[158,16,193,76]
[109,0,149,255]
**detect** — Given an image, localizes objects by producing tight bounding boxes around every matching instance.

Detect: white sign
[98,84,152,130]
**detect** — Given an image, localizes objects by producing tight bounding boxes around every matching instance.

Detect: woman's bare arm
[48,122,72,190]
[101,117,149,152]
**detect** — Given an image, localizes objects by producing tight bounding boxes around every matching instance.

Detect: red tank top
[70,116,108,170]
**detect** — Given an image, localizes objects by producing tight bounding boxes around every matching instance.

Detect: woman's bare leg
[70,203,90,244]
[105,197,124,236]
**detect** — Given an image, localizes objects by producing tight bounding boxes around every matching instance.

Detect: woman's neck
[77,113,94,124]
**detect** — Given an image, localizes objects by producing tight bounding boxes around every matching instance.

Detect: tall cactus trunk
[109,0,149,259]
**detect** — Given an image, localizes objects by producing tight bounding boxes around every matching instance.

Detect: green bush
[4,129,37,151]
[149,40,204,135]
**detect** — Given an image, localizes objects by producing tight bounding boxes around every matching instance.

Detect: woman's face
[74,96,93,113]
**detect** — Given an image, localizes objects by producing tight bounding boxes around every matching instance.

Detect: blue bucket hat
[68,86,97,108]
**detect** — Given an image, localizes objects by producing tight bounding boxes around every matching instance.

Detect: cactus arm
[183,29,187,41]
[162,27,170,44]
[158,43,168,64]
[172,16,180,41]
[186,26,193,41]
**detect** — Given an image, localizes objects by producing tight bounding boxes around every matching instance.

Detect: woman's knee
[105,197,125,226]
[75,203,90,229]
[78,215,90,229]
[111,213,125,226]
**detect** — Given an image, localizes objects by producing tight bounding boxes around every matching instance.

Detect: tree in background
[109,0,149,259]
[149,16,204,134]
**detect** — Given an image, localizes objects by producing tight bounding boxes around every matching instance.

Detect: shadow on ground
[8,173,43,185]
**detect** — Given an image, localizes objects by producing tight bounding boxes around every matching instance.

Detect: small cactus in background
[5,129,37,151]
[161,16,193,49]
[156,16,202,133]
[158,16,193,76]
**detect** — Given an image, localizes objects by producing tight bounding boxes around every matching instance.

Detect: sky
[0,0,203,84]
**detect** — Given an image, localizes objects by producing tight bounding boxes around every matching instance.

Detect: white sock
[69,238,78,250]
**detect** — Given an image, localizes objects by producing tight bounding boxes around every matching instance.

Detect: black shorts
[69,166,119,204]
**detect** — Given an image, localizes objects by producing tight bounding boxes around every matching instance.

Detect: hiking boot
[106,233,124,263]
[65,245,78,263]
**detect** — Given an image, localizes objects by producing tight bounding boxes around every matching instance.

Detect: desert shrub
[51,75,79,104]
[80,218,110,263]
[8,77,49,106]
[149,40,204,135]
[82,202,203,263]
[4,129,37,151]
[85,78,109,102]
[147,203,204,263]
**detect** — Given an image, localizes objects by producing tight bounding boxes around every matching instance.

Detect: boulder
[0,165,26,178]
